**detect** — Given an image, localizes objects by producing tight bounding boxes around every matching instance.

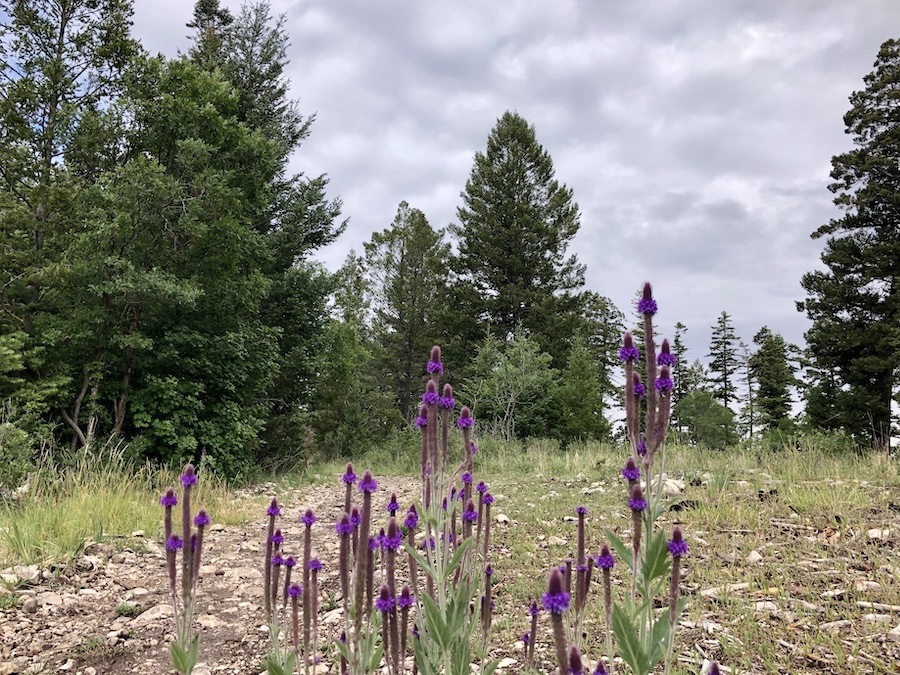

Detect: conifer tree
[706,311,739,409]
[798,39,900,450]
[749,327,798,431]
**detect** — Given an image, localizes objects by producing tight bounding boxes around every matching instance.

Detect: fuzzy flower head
[272,553,284,567]
[708,663,721,675]
[628,484,647,512]
[180,464,198,487]
[166,536,183,552]
[593,663,609,675]
[482,492,494,505]
[415,411,428,427]
[427,346,443,374]
[637,282,657,315]
[457,406,474,429]
[655,365,674,393]
[403,504,418,530]
[541,568,570,614]
[521,631,530,645]
[308,558,322,571]
[193,510,210,527]
[461,471,473,485]
[270,529,284,546]
[632,372,646,398]
[422,380,439,405]
[160,488,177,508]
[384,518,402,551]
[358,470,378,494]
[476,481,488,494]
[284,557,296,569]
[657,338,676,366]
[575,505,587,517]
[462,499,478,523]
[470,442,478,455]
[335,514,353,536]
[301,509,317,527]
[342,462,357,485]
[376,585,394,613]
[668,526,689,558]
[266,497,280,517]
[622,457,641,482]
[568,646,585,675]
[350,507,361,527]
[439,383,455,409]
[528,600,539,617]
[397,584,414,609]
[287,583,302,598]
[387,493,400,513]
[596,544,614,569]
[618,332,640,362]
[637,440,647,456]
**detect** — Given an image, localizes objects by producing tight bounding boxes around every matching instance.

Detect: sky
[131,0,899,362]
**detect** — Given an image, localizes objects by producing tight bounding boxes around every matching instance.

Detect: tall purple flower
[358,471,378,494]
[160,489,177,507]
[618,332,640,362]
[426,346,443,375]
[422,380,439,405]
[386,493,400,515]
[342,463,357,485]
[622,457,641,483]
[668,526,689,558]
[655,364,674,393]
[180,465,198,487]
[637,282,657,315]
[544,568,570,675]
[457,406,474,429]
[403,504,418,530]
[300,509,317,527]
[568,646,585,675]
[375,584,394,613]
[628,484,647,513]
[657,338,676,366]
[633,372,646,398]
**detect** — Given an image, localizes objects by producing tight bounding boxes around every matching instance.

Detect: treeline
[1,2,897,483]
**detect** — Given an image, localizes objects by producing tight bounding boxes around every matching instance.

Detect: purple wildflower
[193,510,210,527]
[421,537,435,551]
[284,557,297,569]
[309,558,323,571]
[368,536,380,551]
[708,662,721,675]
[633,372,646,398]
[270,529,284,545]
[618,333,639,362]
[439,383,455,409]
[159,489,177,507]
[427,347,443,374]
[568,646,585,675]
[415,415,427,427]
[596,545,614,569]
[470,443,477,455]
[622,457,641,481]
[629,485,647,512]
[541,568,570,614]
[522,632,530,645]
[266,498,280,516]
[287,583,302,598]
[336,514,353,536]
[528,600,540,617]
[272,554,283,567]
[358,471,378,494]
[637,282,657,315]
[668,526,689,558]
[482,492,494,505]
[476,481,488,494]
[384,520,402,551]
[637,440,647,455]
[342,462,357,484]
[180,465,198,487]
[655,364,674,393]
[462,500,478,522]
[397,585,414,609]
[301,509,317,527]
[387,494,400,513]
[457,407,474,428]
[422,380,439,405]
[350,507,361,527]
[575,505,587,516]
[375,585,394,613]
[461,472,473,485]
[485,565,493,577]
[190,534,197,552]
[657,338,676,366]
[403,505,418,530]
[593,663,609,675]
[166,536,183,552]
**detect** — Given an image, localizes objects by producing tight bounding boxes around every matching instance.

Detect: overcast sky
[132,0,897,362]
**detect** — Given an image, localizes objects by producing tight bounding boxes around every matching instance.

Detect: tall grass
[0,442,249,568]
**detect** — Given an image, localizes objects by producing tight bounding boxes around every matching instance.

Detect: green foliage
[749,327,799,431]
[548,333,611,443]
[798,39,900,451]
[706,311,739,409]
[0,416,35,493]
[462,331,557,440]
[673,389,737,450]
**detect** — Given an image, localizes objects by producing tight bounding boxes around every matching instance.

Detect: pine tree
[671,322,690,407]
[707,311,739,409]
[798,39,900,450]
[451,111,585,346]
[749,327,798,431]
[364,202,450,420]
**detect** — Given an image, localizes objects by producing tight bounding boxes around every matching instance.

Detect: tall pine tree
[749,327,798,432]
[798,39,900,451]
[707,311,739,409]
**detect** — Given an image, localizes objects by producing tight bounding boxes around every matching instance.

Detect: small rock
[888,624,900,641]
[821,589,846,600]
[84,667,97,675]
[197,614,226,629]
[22,597,37,613]
[58,659,75,671]
[495,514,509,525]
[820,619,852,634]
[747,550,763,564]
[239,541,260,553]
[209,523,225,532]
[754,601,778,612]
[867,528,890,540]
[863,613,893,623]
[496,657,517,671]
[853,579,882,592]
[130,530,145,537]
[547,536,567,546]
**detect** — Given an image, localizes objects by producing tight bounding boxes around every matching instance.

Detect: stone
[495,514,510,524]
[867,528,890,540]
[747,550,763,564]
[754,601,778,612]
[853,579,882,592]
[820,619,852,634]
[888,624,900,641]
[547,536,567,546]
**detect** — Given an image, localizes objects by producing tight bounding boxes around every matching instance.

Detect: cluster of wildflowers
[159,464,209,675]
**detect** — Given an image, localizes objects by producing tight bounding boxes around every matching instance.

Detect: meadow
[2,435,899,674]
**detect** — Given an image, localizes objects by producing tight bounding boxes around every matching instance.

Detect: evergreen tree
[706,311,739,409]
[548,333,611,443]
[736,341,757,439]
[364,202,450,420]
[798,39,900,451]
[671,322,690,408]
[451,111,585,352]
[749,327,798,431]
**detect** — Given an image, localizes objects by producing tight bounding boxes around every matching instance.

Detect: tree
[364,202,450,420]
[451,111,585,347]
[548,333,611,443]
[798,39,900,451]
[673,390,738,450]
[736,341,757,439]
[671,322,690,407]
[749,327,798,432]
[707,311,739,409]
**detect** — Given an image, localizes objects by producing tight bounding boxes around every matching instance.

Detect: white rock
[863,613,893,623]
[867,528,890,540]
[853,579,882,592]
[547,536,567,546]
[747,550,763,564]
[754,601,778,612]
[820,619,852,634]
[197,614,226,629]
[495,514,510,524]
[496,657,517,671]
[888,623,900,641]
[129,603,173,626]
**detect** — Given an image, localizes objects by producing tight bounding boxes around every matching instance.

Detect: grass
[0,441,254,567]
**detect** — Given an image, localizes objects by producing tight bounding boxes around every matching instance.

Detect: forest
[1,0,898,483]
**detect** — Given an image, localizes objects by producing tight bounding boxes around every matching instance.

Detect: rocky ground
[0,476,443,675]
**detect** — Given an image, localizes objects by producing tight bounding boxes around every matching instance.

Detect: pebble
[747,550,763,564]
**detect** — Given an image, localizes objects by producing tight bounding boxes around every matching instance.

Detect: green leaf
[367,645,384,672]
[421,594,450,651]
[402,542,440,583]
[605,529,634,572]
[445,535,474,578]
[611,603,651,675]
[648,612,671,664]
[642,530,672,582]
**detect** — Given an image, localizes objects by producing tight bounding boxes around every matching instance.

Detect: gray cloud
[130,0,898,361]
